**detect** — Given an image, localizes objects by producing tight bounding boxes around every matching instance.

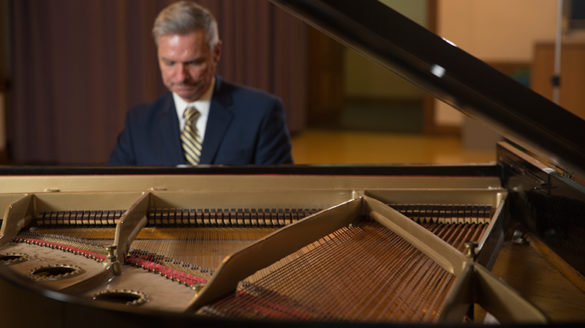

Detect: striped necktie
[181,106,202,165]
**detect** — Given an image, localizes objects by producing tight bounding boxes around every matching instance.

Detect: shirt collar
[173,77,215,131]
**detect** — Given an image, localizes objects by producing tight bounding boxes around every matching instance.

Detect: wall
[0,93,5,159]
[344,0,427,100]
[0,0,8,161]
[344,50,422,99]
[435,0,558,127]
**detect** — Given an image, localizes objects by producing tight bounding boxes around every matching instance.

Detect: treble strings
[422,222,488,252]
[202,221,456,322]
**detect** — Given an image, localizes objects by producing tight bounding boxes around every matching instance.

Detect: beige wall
[435,0,559,126]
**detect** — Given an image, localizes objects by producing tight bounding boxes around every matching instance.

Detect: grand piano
[1,0,585,326]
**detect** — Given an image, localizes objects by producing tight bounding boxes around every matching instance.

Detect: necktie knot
[183,106,200,122]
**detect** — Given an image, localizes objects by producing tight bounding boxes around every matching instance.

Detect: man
[108,1,293,165]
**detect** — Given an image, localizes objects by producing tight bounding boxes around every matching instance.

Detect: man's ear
[213,40,222,63]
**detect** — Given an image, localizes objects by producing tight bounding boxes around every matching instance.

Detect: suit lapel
[199,77,233,164]
[158,93,185,164]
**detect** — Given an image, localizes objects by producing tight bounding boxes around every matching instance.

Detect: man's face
[157,30,221,102]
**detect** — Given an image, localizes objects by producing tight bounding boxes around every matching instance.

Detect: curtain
[10,0,306,165]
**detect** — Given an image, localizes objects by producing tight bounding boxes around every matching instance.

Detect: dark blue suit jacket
[108,77,293,165]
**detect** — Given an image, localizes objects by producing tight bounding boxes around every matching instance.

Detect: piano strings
[7,204,492,321]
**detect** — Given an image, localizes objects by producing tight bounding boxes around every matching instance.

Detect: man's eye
[188,59,204,66]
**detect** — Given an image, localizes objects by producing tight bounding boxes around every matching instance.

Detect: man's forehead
[156,29,207,45]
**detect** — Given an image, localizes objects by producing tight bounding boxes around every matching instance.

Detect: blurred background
[0,0,583,166]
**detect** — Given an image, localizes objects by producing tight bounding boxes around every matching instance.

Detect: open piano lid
[271,0,585,179]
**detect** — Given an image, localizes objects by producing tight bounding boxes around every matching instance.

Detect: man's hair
[152,1,219,49]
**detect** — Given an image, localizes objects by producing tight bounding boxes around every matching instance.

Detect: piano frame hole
[92,289,147,306]
[30,264,83,280]
[0,253,28,265]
